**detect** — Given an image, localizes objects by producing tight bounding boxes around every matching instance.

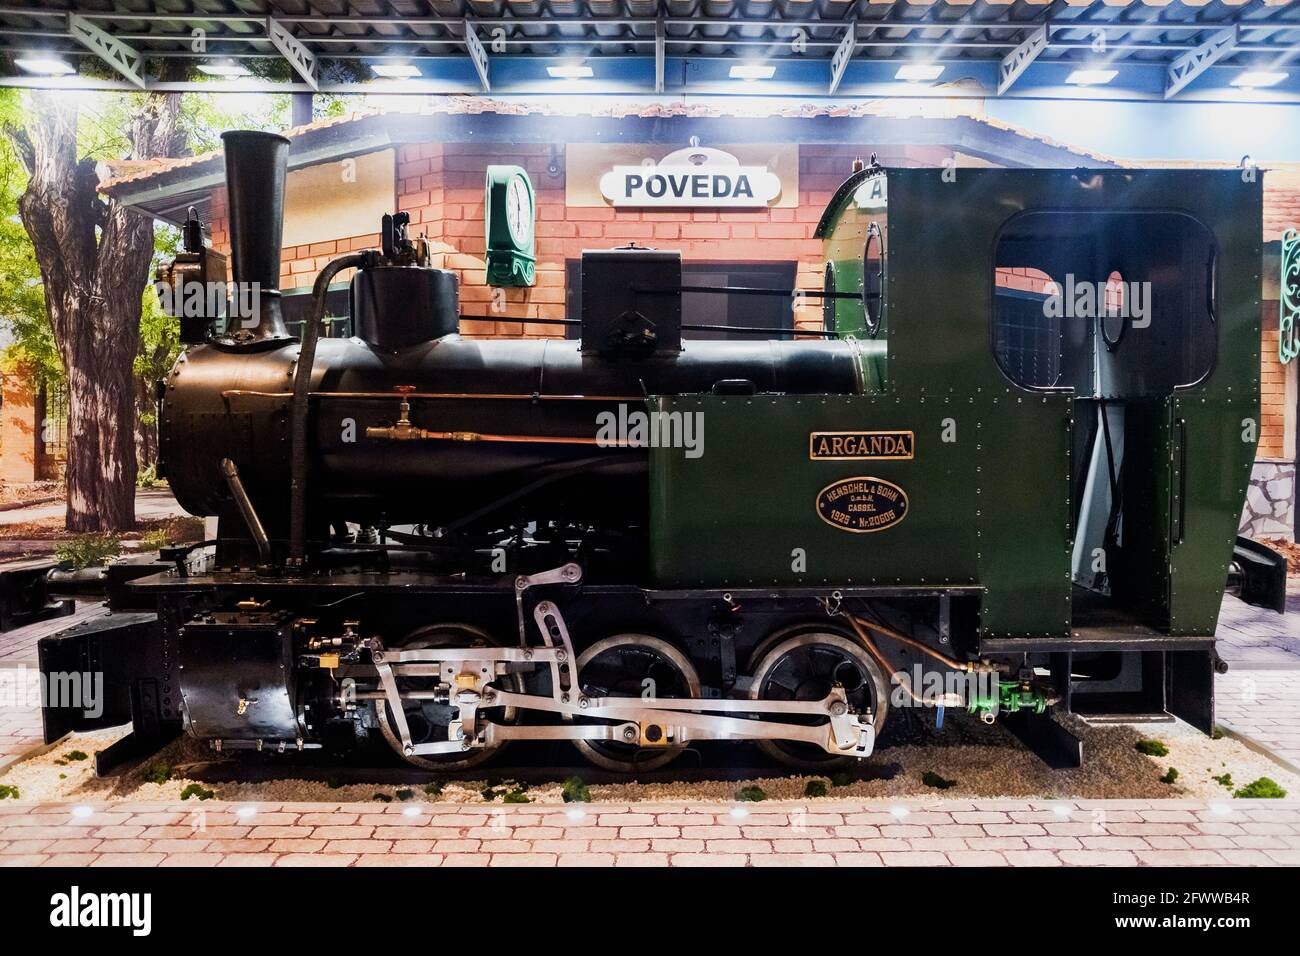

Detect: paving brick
[218,853,279,867]
[669,853,748,867]
[558,853,615,866]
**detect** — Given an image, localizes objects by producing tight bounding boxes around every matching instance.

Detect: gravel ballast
[1,712,1296,807]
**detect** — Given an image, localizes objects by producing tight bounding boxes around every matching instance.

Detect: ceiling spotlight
[1066,68,1118,86]
[1231,70,1288,89]
[15,56,75,76]
[729,62,775,81]
[895,64,944,82]
[198,61,251,78]
[371,62,422,79]
[547,63,593,79]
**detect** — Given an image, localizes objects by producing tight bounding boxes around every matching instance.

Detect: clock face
[506,176,532,245]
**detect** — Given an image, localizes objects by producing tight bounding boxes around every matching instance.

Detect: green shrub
[423,781,445,797]
[922,771,957,790]
[137,464,159,488]
[804,779,829,798]
[829,771,853,787]
[1135,738,1169,757]
[180,783,214,801]
[481,786,500,801]
[395,788,415,802]
[735,785,767,802]
[0,784,18,799]
[502,788,530,804]
[371,792,393,803]
[561,775,591,803]
[142,761,171,784]
[1212,773,1233,789]
[139,529,172,551]
[1234,777,1287,799]
[64,750,88,762]
[1160,767,1179,785]
[55,534,121,570]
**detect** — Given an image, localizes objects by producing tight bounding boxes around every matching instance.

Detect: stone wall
[1240,458,1296,539]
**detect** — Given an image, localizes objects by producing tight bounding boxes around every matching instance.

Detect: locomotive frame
[21,132,1289,775]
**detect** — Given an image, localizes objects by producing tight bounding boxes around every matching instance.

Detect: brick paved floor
[0,799,1297,867]
[1215,582,1300,770]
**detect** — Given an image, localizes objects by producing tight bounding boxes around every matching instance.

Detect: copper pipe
[222,390,643,402]
[846,612,989,673]
[843,614,964,707]
[362,426,637,447]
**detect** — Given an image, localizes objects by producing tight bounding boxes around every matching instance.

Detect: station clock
[485,165,536,287]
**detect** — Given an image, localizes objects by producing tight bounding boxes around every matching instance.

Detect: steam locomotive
[21,130,1286,773]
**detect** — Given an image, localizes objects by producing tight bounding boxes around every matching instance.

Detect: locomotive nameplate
[810,430,913,460]
[816,477,909,533]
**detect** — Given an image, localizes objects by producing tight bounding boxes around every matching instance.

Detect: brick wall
[0,370,39,485]
[1261,299,1288,459]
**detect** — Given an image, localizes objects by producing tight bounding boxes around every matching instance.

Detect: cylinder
[220,130,291,345]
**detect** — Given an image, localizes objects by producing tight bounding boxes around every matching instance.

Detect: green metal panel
[648,394,977,588]
[972,392,1074,639]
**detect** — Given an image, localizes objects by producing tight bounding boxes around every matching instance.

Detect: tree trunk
[6,91,183,532]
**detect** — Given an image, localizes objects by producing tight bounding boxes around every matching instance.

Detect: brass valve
[365,386,485,442]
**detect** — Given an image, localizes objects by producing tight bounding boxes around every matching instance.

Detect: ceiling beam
[1165,25,1237,99]
[68,14,145,88]
[267,16,318,90]
[654,16,665,94]
[828,19,856,95]
[997,24,1048,96]
[464,20,490,92]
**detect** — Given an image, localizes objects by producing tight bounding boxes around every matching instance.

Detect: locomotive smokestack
[220,129,291,345]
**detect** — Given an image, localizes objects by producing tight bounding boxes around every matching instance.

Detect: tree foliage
[0,88,352,490]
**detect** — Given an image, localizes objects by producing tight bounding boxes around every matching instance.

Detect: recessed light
[402,805,421,817]
[235,806,257,820]
[729,805,750,818]
[896,64,944,82]
[547,64,593,79]
[1231,70,1288,89]
[71,805,94,819]
[889,805,910,818]
[565,808,586,820]
[15,57,75,76]
[730,63,775,81]
[198,61,251,78]
[371,62,422,79]
[1066,68,1118,86]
